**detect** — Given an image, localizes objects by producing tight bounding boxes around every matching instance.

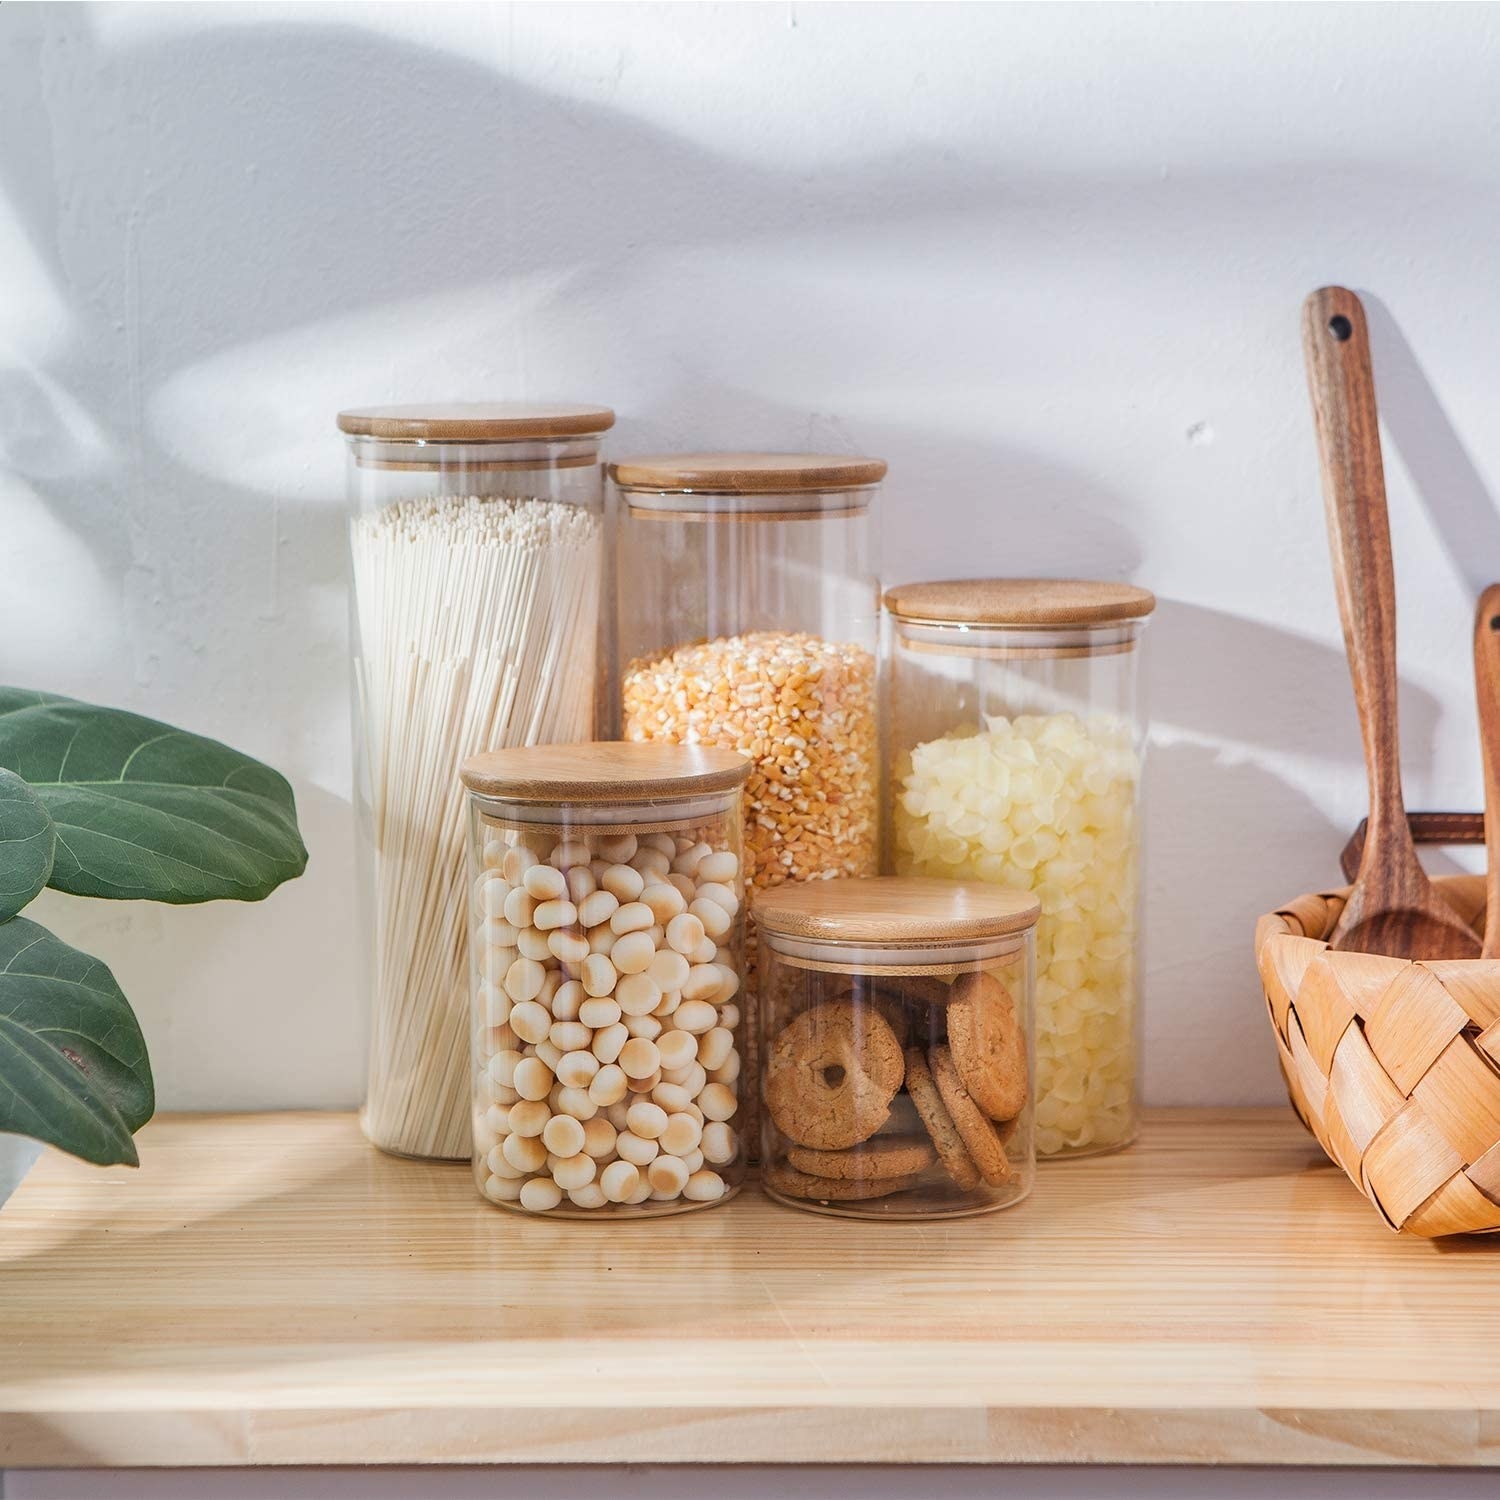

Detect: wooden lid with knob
[752,877,1039,944]
[460,742,750,803]
[337,403,616,441]
[884,578,1156,628]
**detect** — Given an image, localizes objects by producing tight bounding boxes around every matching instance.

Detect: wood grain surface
[3,1110,1499,1469]
[882,577,1156,628]
[459,741,751,803]
[752,875,1040,943]
[608,453,887,493]
[1301,285,1479,959]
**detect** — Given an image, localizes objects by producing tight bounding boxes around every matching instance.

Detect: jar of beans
[754,876,1039,1219]
[460,742,751,1216]
[612,453,885,1142]
[884,579,1154,1159]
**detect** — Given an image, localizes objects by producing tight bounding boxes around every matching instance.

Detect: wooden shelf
[3,1108,1498,1469]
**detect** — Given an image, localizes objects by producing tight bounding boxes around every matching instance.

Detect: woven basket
[1256,872,1500,1236]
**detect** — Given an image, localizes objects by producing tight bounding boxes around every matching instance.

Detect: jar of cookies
[613,452,886,1145]
[884,578,1154,1160]
[754,876,1038,1218]
[461,742,752,1217]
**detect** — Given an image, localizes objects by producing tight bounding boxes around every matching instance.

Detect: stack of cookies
[761,968,1028,1210]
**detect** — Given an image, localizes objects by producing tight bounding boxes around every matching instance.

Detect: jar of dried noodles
[462,741,751,1217]
[339,403,614,1160]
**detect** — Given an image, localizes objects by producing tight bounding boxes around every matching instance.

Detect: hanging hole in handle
[1489,615,1500,632]
[1328,314,1353,342]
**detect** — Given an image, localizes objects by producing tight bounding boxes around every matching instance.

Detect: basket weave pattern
[1257,873,1500,1236]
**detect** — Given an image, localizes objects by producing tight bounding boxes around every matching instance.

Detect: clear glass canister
[754,876,1038,1218]
[612,453,885,1141]
[340,403,614,1161]
[460,742,752,1217]
[885,579,1154,1159]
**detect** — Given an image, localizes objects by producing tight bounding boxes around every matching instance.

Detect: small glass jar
[884,578,1154,1160]
[340,402,614,1161]
[460,741,752,1217]
[754,876,1038,1219]
[612,453,886,1142]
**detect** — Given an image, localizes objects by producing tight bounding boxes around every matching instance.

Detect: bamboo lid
[753,877,1039,944]
[609,453,887,495]
[461,742,750,803]
[884,578,1156,628]
[337,404,616,441]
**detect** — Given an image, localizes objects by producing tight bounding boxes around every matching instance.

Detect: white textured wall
[5,0,1500,1129]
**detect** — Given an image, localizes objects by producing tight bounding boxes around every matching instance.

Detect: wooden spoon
[1475,585,1500,957]
[1302,286,1479,957]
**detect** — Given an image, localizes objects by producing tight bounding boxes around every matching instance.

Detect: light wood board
[3,1109,1499,1469]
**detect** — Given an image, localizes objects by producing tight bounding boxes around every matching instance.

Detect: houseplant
[0,688,307,1167]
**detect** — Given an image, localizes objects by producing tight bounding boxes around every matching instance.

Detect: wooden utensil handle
[1302,287,1408,853]
[1475,585,1500,953]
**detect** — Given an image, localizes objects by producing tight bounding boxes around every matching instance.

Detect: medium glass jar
[613,452,885,1141]
[460,742,751,1217]
[884,578,1154,1159]
[340,403,614,1161]
[754,876,1038,1219]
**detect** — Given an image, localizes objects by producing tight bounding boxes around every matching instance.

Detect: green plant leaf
[0,768,55,920]
[0,915,153,1166]
[0,688,308,903]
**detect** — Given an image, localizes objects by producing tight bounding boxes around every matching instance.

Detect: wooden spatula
[1302,286,1479,958]
[1475,585,1500,957]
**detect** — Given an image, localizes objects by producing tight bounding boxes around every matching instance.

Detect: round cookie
[765,1160,923,1203]
[764,999,904,1150]
[824,981,912,1046]
[929,1044,1013,1187]
[787,1135,936,1181]
[946,967,1028,1121]
[903,1046,980,1190]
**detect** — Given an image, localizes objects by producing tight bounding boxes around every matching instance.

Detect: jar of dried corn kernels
[461,742,751,1216]
[612,454,884,1142]
[884,579,1154,1159]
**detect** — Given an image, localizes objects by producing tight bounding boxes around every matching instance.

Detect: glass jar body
[466,787,748,1217]
[347,434,607,1161]
[759,930,1035,1218]
[887,619,1147,1159]
[615,488,883,1143]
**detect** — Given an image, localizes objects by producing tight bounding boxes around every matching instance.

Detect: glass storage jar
[884,578,1154,1159]
[460,741,751,1217]
[340,402,614,1161]
[754,876,1038,1219]
[613,452,886,1141]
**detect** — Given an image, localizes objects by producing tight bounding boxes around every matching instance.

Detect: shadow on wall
[1363,292,1500,594]
[0,10,1488,1116]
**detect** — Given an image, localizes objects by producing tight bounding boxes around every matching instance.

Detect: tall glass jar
[884,579,1154,1159]
[340,403,614,1160]
[612,453,885,1143]
[755,876,1038,1219]
[460,742,751,1217]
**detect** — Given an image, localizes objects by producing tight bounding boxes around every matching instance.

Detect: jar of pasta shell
[754,876,1038,1219]
[884,578,1153,1159]
[461,742,751,1217]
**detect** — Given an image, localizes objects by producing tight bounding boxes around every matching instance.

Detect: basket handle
[1340,811,1484,883]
